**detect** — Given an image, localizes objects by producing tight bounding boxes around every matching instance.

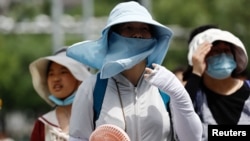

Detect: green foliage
[0,34,52,112]
[65,34,84,46]
[153,0,211,26]
[94,0,123,17]
[163,37,189,70]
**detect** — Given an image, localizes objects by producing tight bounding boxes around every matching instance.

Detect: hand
[144,63,182,94]
[144,63,158,79]
[192,41,212,76]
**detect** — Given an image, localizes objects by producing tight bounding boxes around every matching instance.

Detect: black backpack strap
[245,80,250,87]
[194,89,204,121]
[93,73,108,128]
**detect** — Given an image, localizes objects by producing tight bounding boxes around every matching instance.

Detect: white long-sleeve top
[69,66,202,141]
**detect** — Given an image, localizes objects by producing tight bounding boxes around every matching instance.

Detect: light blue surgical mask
[206,53,236,79]
[48,91,76,106]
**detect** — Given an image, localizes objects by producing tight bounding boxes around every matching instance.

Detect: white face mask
[100,32,156,79]
[206,53,236,79]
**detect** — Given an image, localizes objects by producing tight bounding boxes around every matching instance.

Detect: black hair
[187,24,219,44]
[53,47,67,55]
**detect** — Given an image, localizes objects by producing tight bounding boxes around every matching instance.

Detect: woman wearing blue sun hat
[67,1,202,141]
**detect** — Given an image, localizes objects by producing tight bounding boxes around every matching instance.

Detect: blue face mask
[100,32,157,79]
[48,91,76,106]
[206,53,236,79]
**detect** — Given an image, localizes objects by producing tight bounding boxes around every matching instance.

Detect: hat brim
[29,53,91,106]
[104,14,172,38]
[67,17,173,70]
[188,29,247,66]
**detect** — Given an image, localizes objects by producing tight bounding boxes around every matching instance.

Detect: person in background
[29,47,91,141]
[66,1,202,141]
[181,25,220,86]
[172,66,187,85]
[183,25,250,141]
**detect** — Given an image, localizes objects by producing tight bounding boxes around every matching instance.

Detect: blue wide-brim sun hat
[67,1,173,78]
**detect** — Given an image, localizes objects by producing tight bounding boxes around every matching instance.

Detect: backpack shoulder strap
[93,73,108,127]
[194,89,204,121]
[245,80,250,87]
[159,90,174,139]
[159,89,170,112]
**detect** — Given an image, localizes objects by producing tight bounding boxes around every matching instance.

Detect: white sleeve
[69,75,97,141]
[144,64,202,141]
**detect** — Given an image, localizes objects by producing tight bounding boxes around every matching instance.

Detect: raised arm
[144,64,202,141]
